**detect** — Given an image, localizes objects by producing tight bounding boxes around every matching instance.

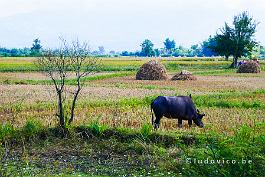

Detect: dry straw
[171,70,197,81]
[237,61,261,73]
[136,60,168,80]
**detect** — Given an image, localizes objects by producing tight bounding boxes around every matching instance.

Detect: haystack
[136,60,168,80]
[171,70,197,81]
[237,61,261,73]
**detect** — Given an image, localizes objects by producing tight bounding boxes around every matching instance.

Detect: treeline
[120,39,265,58]
[2,40,264,58]
[121,38,222,58]
[0,47,33,57]
[0,38,42,57]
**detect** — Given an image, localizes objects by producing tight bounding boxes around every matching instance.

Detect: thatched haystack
[171,70,197,81]
[237,61,261,73]
[136,60,168,80]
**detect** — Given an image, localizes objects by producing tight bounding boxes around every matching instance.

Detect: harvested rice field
[0,57,264,176]
[1,57,264,135]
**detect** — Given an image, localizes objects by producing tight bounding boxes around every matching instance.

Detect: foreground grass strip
[0,122,264,176]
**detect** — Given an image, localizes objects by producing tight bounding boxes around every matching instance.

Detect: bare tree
[36,39,100,128]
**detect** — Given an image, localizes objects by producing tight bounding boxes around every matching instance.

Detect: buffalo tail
[151,102,154,125]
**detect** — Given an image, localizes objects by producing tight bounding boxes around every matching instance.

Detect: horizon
[0,0,264,52]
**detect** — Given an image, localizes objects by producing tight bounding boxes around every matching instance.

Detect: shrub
[22,119,43,138]
[140,123,152,138]
[89,122,108,136]
[0,123,15,142]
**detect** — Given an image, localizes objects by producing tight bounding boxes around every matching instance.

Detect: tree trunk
[225,55,229,61]
[58,91,65,127]
[68,89,80,124]
[230,56,238,68]
[233,56,238,68]
[69,77,81,125]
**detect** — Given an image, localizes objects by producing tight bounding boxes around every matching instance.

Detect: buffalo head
[193,109,205,127]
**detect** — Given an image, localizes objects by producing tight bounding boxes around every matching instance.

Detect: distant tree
[10,48,19,57]
[32,38,42,50]
[134,51,141,57]
[140,39,154,57]
[231,12,258,67]
[31,38,42,56]
[201,36,217,57]
[210,24,233,60]
[154,48,161,57]
[121,51,129,56]
[252,46,260,59]
[109,50,116,55]
[172,49,181,57]
[36,39,100,128]
[0,47,32,57]
[214,12,258,67]
[190,44,202,57]
[98,46,105,55]
[172,45,187,57]
[164,38,176,55]
[260,46,265,58]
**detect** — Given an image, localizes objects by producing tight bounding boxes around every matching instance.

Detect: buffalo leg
[154,117,161,130]
[154,112,162,130]
[188,120,192,128]
[178,119,183,128]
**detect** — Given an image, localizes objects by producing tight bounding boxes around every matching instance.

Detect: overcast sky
[0,0,264,51]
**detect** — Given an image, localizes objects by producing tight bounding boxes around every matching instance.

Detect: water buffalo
[151,95,205,129]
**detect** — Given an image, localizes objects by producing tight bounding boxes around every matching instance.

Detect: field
[0,57,265,176]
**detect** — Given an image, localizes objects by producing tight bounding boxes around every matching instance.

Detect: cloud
[0,0,35,18]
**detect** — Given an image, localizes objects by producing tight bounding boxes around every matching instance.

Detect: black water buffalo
[151,95,205,129]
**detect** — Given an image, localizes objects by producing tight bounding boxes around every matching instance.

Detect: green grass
[2,90,265,114]
[193,69,236,76]
[192,89,265,109]
[70,89,265,110]
[163,61,231,71]
[0,71,135,85]
[0,57,234,72]
[0,121,264,176]
[0,63,37,72]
